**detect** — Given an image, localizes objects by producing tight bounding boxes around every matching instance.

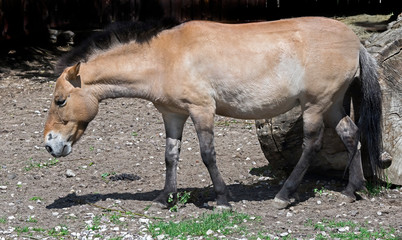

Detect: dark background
[0,0,401,45]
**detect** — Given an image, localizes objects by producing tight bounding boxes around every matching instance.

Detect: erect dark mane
[55,18,181,74]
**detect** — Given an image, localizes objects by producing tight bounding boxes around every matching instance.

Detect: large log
[256,17,402,184]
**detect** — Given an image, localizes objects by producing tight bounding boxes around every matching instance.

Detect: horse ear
[66,62,81,88]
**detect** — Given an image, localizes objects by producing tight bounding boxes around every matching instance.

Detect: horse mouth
[45,141,72,157]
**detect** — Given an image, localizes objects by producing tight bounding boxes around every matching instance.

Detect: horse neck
[80,44,162,101]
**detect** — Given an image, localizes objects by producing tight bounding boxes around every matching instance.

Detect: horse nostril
[45,145,53,153]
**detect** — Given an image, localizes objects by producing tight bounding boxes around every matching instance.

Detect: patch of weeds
[168,191,191,212]
[144,204,152,211]
[24,157,59,171]
[32,227,46,232]
[306,219,396,239]
[313,187,326,196]
[89,146,95,151]
[27,216,38,223]
[30,196,43,201]
[148,210,255,238]
[101,172,116,180]
[87,215,102,231]
[0,217,7,223]
[94,233,104,238]
[131,131,138,137]
[365,174,393,196]
[15,226,30,235]
[109,212,123,224]
[48,225,69,238]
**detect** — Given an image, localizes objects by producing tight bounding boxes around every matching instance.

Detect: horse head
[44,63,99,157]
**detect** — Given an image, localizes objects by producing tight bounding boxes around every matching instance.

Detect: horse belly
[214,85,300,120]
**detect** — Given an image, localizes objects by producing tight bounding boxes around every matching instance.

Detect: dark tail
[358,45,383,178]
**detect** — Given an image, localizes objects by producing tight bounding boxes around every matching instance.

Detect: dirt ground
[0,15,401,240]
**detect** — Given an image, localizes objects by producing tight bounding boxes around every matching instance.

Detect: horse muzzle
[44,132,72,157]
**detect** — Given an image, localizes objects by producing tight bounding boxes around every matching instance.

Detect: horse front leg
[153,112,188,208]
[190,108,231,209]
[273,113,325,209]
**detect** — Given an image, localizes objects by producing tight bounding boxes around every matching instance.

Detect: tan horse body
[44,17,383,209]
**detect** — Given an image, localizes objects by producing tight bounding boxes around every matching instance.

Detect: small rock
[0,186,7,190]
[317,200,322,205]
[65,169,76,178]
[280,232,289,237]
[7,173,17,180]
[349,210,359,216]
[286,212,293,217]
[338,226,350,232]
[156,234,165,240]
[28,205,34,210]
[206,229,214,235]
[377,211,382,216]
[139,218,150,224]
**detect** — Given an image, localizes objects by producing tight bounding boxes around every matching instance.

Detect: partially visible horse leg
[273,111,325,209]
[153,112,188,208]
[335,115,366,201]
[190,108,231,209]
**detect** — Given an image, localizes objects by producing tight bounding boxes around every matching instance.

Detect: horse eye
[56,99,67,107]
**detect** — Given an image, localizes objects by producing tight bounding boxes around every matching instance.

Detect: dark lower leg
[275,120,324,202]
[201,144,230,207]
[154,138,181,207]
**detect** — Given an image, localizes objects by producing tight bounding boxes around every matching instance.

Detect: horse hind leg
[273,111,325,209]
[335,115,366,202]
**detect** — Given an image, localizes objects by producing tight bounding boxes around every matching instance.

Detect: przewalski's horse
[44,17,384,209]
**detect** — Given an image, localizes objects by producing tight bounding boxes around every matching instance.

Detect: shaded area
[46,166,351,210]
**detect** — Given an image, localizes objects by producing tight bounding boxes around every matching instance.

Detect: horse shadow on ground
[46,165,349,210]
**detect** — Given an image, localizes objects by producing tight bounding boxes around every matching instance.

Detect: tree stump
[255,17,402,184]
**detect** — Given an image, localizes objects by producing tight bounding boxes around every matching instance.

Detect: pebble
[0,186,7,190]
[377,211,382,216]
[7,173,17,180]
[66,169,76,178]
[206,229,214,235]
[280,232,289,237]
[139,218,150,224]
[338,226,350,232]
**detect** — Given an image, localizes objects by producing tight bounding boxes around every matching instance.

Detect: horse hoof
[215,204,232,211]
[151,200,168,209]
[340,191,356,203]
[272,197,290,209]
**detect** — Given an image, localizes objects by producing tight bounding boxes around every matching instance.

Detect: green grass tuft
[148,210,253,238]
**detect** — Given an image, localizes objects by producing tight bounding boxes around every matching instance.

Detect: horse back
[153,17,361,119]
